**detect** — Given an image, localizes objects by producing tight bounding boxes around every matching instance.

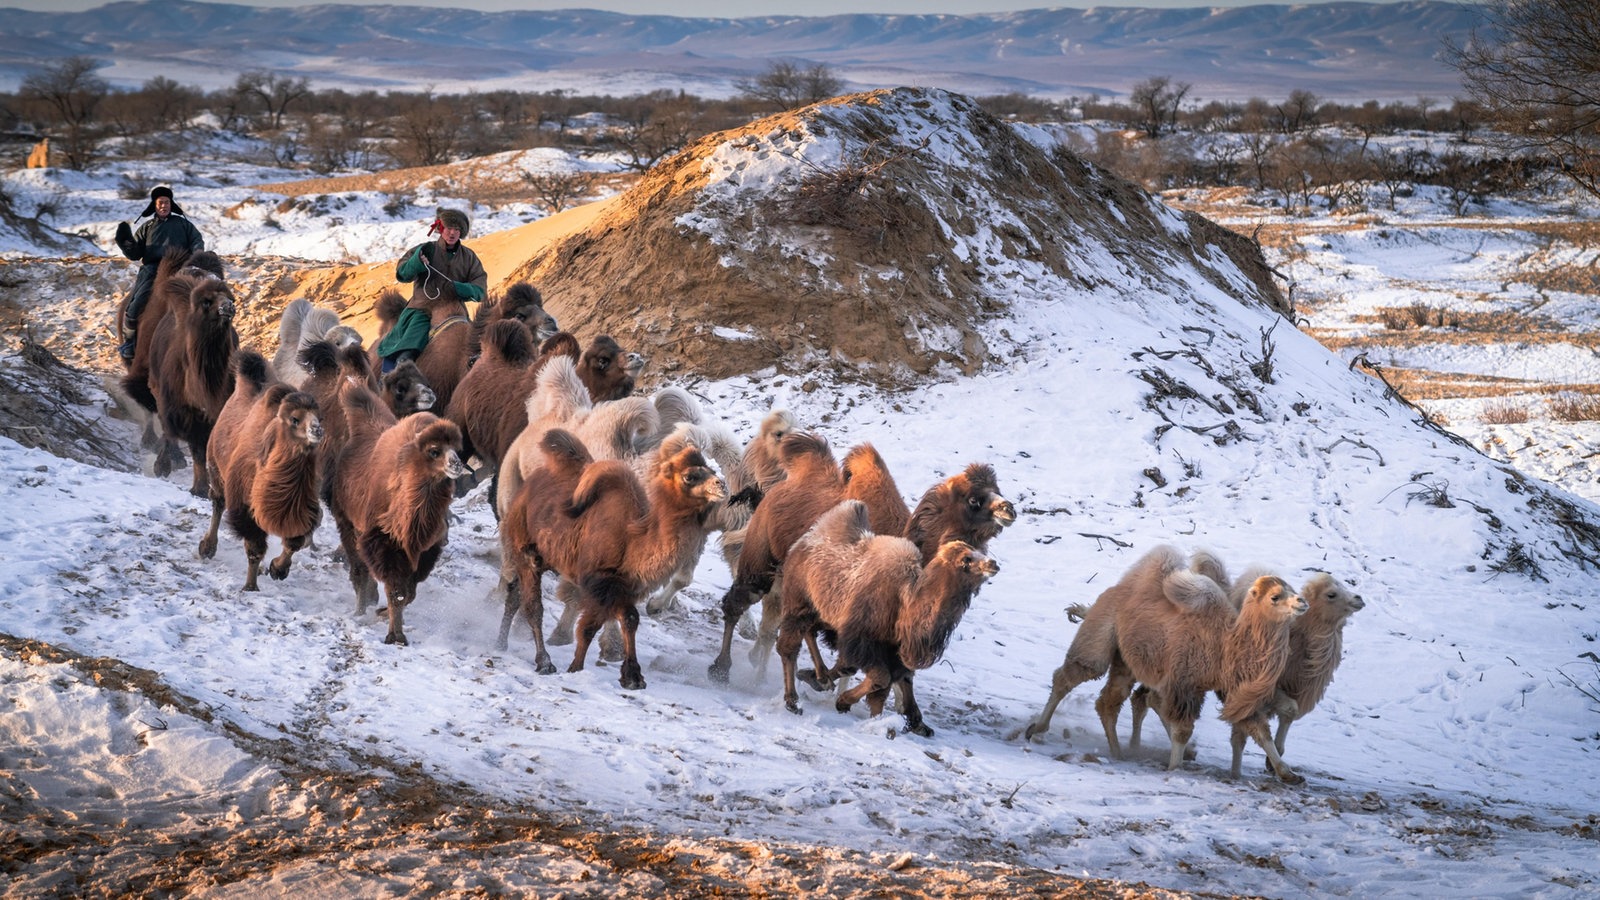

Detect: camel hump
[651,386,702,430]
[233,348,271,394]
[540,427,593,471]
[532,354,589,422]
[484,318,535,366]
[505,281,542,307]
[816,498,872,546]
[1163,568,1228,612]
[777,431,833,469]
[297,338,339,377]
[278,297,311,342]
[376,289,407,325]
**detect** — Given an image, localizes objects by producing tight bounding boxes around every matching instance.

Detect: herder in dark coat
[376,206,487,372]
[113,185,205,360]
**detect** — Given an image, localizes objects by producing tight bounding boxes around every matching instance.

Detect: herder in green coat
[377,206,487,372]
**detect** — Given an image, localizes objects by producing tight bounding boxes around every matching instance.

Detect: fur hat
[435,207,469,238]
[138,185,184,218]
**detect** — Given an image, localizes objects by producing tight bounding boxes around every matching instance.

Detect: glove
[114,221,137,258]
[397,244,426,281]
[453,281,485,302]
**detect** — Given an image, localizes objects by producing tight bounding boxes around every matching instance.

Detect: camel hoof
[198,539,216,559]
[535,660,556,676]
[906,722,934,738]
[707,658,731,684]
[1277,769,1305,786]
[620,666,646,690]
[796,668,833,692]
[243,582,260,593]
[785,700,802,715]
[269,563,290,580]
[1022,721,1045,741]
[834,700,854,714]
[599,644,625,664]
[384,633,408,646]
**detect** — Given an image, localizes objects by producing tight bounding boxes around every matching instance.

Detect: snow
[3,112,1599,896]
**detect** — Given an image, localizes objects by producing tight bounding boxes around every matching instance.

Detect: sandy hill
[284,87,1285,387]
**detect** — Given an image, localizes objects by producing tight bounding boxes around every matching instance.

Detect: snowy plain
[2,111,1599,897]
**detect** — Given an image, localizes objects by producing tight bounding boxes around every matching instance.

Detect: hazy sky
[10,0,1424,16]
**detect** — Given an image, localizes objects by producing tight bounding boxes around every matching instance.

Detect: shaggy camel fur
[443,284,561,474]
[328,380,468,646]
[794,461,1016,708]
[272,297,361,388]
[1023,546,1308,782]
[1025,548,1225,745]
[299,342,433,505]
[1125,565,1362,774]
[198,350,323,590]
[707,432,910,684]
[495,353,660,521]
[777,500,999,736]
[120,252,237,497]
[478,333,645,514]
[498,428,725,688]
[1227,568,1363,769]
[372,285,484,414]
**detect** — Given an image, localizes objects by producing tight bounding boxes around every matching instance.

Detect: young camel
[777,499,999,736]
[497,428,725,688]
[707,432,910,685]
[1125,567,1363,775]
[198,350,323,590]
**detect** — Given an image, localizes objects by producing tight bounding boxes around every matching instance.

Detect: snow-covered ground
[4,122,1599,897]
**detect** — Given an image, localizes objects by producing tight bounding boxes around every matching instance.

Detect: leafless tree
[1447,0,1600,200]
[1129,75,1191,139]
[611,91,704,172]
[523,170,595,213]
[734,60,844,111]
[18,56,108,169]
[1273,89,1320,134]
[234,70,313,131]
[387,90,465,167]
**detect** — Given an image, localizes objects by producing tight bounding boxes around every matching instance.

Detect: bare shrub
[1479,399,1531,424]
[523,170,595,213]
[1379,303,1457,329]
[1548,393,1600,422]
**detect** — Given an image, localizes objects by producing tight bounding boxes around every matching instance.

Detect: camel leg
[894,676,932,738]
[383,581,410,646]
[502,561,556,675]
[598,620,625,664]
[616,605,645,690]
[495,573,521,651]
[1030,650,1107,736]
[775,613,816,714]
[646,559,694,617]
[198,490,223,560]
[188,433,212,498]
[1237,716,1303,785]
[796,631,836,692]
[836,668,890,714]
[1095,661,1136,760]
[568,604,603,674]
[1273,714,1295,756]
[242,532,267,593]
[549,578,580,645]
[746,576,785,673]
[709,581,761,684]
[268,533,309,581]
[1129,684,1149,751]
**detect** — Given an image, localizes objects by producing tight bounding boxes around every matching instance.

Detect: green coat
[377,239,487,358]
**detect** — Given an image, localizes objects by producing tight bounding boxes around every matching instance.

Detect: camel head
[661,444,725,507]
[1301,573,1364,623]
[502,281,560,343]
[383,360,436,414]
[278,391,323,446]
[1242,575,1307,624]
[933,540,1000,581]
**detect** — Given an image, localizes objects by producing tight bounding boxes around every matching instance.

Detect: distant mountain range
[1,0,1483,103]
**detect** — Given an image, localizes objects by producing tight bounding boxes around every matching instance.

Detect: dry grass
[1480,399,1532,425]
[1549,393,1600,421]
